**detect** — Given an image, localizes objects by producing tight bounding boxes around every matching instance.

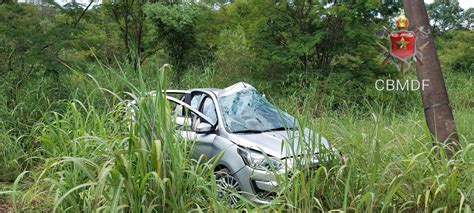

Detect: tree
[236,0,398,76]
[463,8,473,30]
[404,0,459,159]
[0,5,65,96]
[145,3,199,79]
[427,0,465,34]
[102,0,151,69]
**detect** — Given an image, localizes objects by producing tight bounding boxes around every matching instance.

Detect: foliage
[427,0,469,34]
[101,0,149,68]
[1,0,473,211]
[0,65,473,212]
[437,30,474,73]
[145,3,200,78]
[214,26,256,80]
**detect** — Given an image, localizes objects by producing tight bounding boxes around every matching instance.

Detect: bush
[215,26,256,80]
[438,30,474,73]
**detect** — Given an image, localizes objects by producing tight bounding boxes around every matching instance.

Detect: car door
[176,91,203,139]
[163,90,191,129]
[192,95,218,160]
[165,94,217,160]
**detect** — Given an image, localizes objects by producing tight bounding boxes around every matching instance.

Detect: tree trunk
[403,0,459,159]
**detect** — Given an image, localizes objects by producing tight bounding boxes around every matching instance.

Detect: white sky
[424,0,473,9]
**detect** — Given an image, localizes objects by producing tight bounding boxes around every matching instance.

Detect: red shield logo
[389,30,416,60]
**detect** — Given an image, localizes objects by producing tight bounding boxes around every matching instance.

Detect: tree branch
[74,0,94,28]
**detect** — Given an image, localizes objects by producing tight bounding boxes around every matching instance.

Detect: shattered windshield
[218,88,296,133]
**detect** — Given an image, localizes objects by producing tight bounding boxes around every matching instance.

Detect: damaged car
[126,82,343,204]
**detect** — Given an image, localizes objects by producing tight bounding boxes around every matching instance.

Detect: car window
[168,100,184,118]
[219,88,296,133]
[163,91,186,115]
[191,94,202,109]
[173,96,185,116]
[165,96,210,131]
[188,94,202,120]
[201,96,217,125]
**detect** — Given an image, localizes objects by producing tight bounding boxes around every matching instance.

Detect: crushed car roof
[198,82,255,97]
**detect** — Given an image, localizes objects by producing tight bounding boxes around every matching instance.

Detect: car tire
[215,168,241,206]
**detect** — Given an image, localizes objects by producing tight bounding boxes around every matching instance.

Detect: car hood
[228,128,331,159]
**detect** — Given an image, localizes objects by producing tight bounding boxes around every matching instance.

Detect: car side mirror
[195,122,214,134]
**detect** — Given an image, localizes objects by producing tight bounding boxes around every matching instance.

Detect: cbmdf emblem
[377,10,430,73]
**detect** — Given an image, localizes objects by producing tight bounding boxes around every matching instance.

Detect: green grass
[0,64,473,212]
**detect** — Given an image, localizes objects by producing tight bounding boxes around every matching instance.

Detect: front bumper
[232,153,344,204]
[233,165,282,204]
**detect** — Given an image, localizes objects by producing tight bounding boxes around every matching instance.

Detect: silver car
[128,82,339,204]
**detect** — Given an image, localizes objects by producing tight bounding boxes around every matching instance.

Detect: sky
[424,0,473,10]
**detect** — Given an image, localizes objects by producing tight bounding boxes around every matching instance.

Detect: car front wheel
[215,168,241,206]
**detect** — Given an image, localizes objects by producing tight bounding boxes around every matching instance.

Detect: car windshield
[218,88,296,133]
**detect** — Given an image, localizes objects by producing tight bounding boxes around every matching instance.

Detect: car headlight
[237,148,283,171]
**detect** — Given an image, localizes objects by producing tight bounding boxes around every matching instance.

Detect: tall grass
[1,64,473,211]
[1,65,242,212]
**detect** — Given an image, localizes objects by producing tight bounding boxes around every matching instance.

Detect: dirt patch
[0,198,12,213]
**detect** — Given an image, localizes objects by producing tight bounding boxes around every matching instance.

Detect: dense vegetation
[0,0,473,211]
